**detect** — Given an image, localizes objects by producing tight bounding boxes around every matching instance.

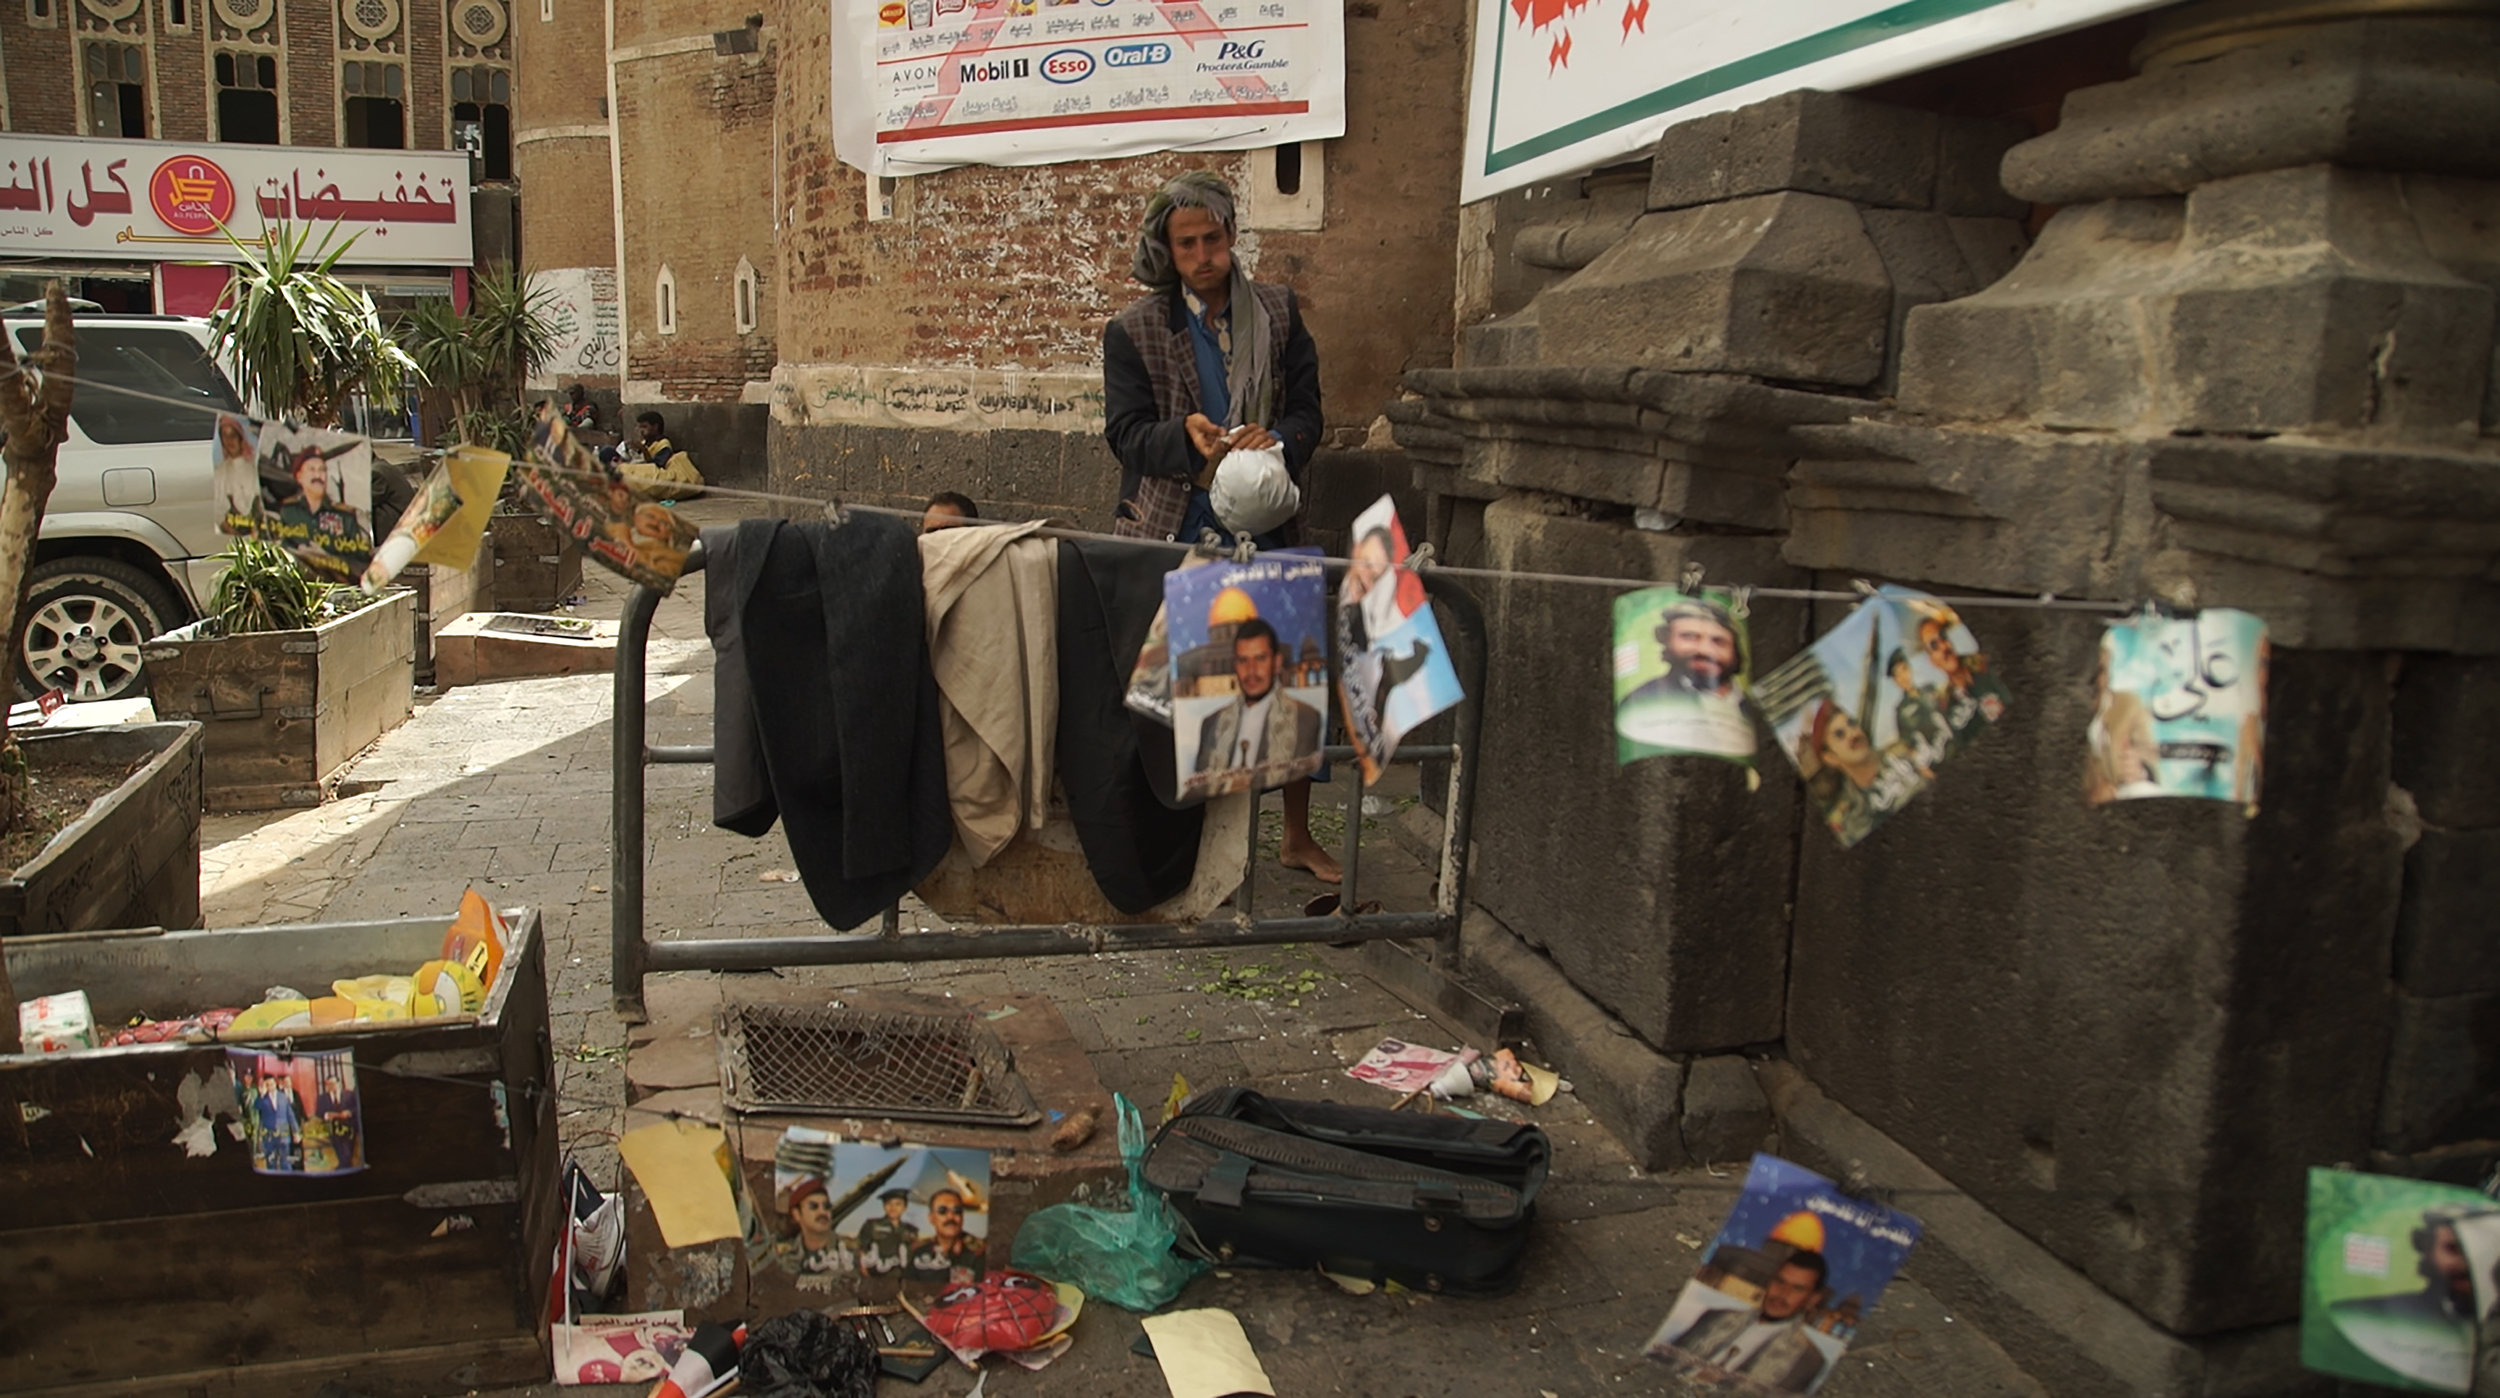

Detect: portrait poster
[365,445,510,591]
[770,1131,993,1294]
[1754,586,2011,849]
[2086,609,2269,813]
[214,415,377,584]
[2300,1167,2494,1394]
[1644,1153,1921,1396]
[1614,585,1755,766]
[1335,496,1460,785]
[517,406,698,593]
[1166,553,1330,801]
[227,1046,365,1178]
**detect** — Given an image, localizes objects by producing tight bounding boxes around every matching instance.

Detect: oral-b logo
[1041,48,1095,82]
[1103,40,1171,66]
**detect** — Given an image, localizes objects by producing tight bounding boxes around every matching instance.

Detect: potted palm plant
[0,286,206,961]
[398,264,565,643]
[402,266,580,612]
[139,224,423,810]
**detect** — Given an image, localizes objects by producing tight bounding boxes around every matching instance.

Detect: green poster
[2302,1167,2495,1392]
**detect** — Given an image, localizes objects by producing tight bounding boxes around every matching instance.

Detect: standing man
[1104,169,1338,882]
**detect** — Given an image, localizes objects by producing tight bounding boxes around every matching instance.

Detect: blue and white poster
[2086,609,2268,813]
[1167,552,1330,801]
[1645,1153,1922,1394]
[1335,495,1462,786]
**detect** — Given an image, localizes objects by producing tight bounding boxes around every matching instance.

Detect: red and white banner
[832,0,1345,176]
[0,133,473,265]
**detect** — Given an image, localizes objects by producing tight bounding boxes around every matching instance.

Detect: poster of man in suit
[1167,555,1329,801]
[1645,1154,1920,1395]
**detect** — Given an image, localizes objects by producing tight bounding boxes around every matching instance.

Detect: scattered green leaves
[1194,959,1327,1004]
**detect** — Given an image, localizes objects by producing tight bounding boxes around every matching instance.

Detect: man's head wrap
[1132,171,1239,289]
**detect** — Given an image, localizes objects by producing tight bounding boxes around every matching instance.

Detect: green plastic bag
[1010,1093,1207,1311]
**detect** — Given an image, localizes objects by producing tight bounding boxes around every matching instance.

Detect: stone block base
[433,613,620,688]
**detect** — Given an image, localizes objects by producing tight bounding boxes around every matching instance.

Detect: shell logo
[148,155,236,236]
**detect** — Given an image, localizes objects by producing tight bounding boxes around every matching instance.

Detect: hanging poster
[1335,496,1461,785]
[829,0,1347,179]
[214,416,378,584]
[1614,585,1755,766]
[2086,609,2269,812]
[2301,1167,2496,1394]
[1644,1153,1921,1394]
[1754,586,2009,848]
[517,406,698,592]
[228,1046,366,1177]
[1166,553,1329,801]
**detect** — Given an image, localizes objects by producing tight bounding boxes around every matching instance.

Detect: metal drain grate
[717,1003,1043,1126]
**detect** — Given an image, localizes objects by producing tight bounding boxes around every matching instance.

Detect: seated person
[613,411,705,500]
[921,491,979,533]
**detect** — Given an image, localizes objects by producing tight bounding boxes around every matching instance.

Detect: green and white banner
[1461,0,2165,202]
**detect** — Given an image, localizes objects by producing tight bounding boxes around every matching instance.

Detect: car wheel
[14,557,186,703]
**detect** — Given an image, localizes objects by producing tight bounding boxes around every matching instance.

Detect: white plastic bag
[1208,443,1300,538]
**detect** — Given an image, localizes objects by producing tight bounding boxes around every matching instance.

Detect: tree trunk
[0,282,82,842]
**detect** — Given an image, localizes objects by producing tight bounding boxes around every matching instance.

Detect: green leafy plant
[208,221,420,428]
[207,538,343,635]
[397,263,561,450]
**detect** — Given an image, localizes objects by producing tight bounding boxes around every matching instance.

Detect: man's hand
[1228,423,1280,451]
[1185,412,1232,463]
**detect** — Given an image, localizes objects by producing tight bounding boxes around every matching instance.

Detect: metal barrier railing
[609,538,1485,1022]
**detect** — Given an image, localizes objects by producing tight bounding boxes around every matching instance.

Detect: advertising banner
[1462,0,2169,202]
[0,133,472,264]
[832,0,1346,176]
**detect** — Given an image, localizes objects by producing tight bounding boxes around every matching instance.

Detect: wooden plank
[17,1334,547,1398]
[3,725,201,937]
[318,650,415,782]
[0,1196,537,1387]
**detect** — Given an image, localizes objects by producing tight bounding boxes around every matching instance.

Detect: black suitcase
[1142,1085,1550,1296]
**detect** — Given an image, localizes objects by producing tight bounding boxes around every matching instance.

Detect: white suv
[3,311,240,701]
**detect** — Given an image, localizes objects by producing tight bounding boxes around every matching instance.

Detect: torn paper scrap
[1140,1308,1275,1398]
[619,1119,744,1249]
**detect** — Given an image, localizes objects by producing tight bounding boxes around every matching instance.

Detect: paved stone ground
[201,497,2050,1398]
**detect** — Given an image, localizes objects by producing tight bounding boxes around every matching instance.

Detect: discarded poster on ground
[551,1311,694,1386]
[1754,586,2010,848]
[1614,585,1756,766]
[2086,609,2269,812]
[1346,1037,1476,1095]
[2301,1167,2496,1393]
[214,414,378,583]
[364,445,511,590]
[1644,1153,1921,1395]
[770,1133,994,1291]
[1166,553,1330,801]
[228,1045,366,1177]
[518,405,696,592]
[1335,495,1461,786]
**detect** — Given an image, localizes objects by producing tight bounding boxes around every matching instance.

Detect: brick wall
[408,0,446,150]
[610,7,776,403]
[2,9,74,134]
[155,17,209,144]
[283,0,336,146]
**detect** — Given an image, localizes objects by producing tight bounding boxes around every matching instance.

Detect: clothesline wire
[0,358,2147,616]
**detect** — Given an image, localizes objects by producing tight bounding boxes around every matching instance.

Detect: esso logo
[1041,48,1094,82]
[1103,40,1170,65]
[148,155,235,236]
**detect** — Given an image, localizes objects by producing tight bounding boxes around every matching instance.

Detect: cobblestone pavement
[196,497,2049,1398]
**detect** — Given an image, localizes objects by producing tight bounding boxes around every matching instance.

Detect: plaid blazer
[1102,281,1320,540]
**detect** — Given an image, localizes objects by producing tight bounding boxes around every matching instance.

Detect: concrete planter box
[141,591,416,811]
[403,538,497,685]
[0,721,204,938]
[491,509,582,612]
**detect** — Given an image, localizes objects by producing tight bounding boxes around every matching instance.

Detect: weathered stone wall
[1403,5,2500,1381]
[514,0,617,279]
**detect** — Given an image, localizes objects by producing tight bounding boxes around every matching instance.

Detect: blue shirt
[1183,295,1232,428]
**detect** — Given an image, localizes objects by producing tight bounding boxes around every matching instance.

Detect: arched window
[654,265,677,336]
[733,258,758,335]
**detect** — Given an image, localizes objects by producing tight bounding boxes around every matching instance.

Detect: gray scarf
[1181,266,1274,431]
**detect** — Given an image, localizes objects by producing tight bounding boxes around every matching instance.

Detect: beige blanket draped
[919,520,1059,867]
